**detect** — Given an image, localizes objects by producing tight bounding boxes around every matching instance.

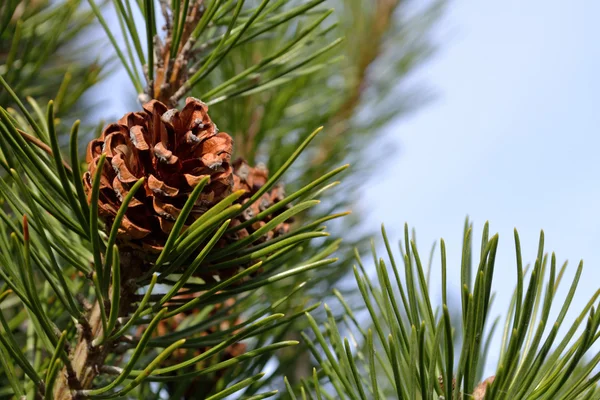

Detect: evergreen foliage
[291,223,600,399]
[0,1,597,399]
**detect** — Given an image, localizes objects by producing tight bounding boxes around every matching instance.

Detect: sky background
[365,0,600,368]
[93,0,599,372]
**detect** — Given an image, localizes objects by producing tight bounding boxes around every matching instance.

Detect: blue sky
[365,1,600,367]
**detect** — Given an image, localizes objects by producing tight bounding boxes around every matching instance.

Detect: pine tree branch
[0,1,450,397]
[52,253,141,399]
[310,0,398,167]
[17,128,73,173]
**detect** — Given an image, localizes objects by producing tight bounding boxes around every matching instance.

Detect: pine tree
[0,1,598,400]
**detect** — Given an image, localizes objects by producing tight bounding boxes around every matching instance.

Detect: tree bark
[53,301,107,400]
[52,252,140,399]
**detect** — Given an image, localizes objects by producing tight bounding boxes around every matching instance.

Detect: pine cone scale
[120,216,152,239]
[128,125,150,150]
[153,196,181,221]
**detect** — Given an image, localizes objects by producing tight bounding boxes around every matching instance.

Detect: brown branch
[154,0,205,105]
[53,301,102,400]
[336,0,398,123]
[310,0,399,167]
[17,129,73,173]
[169,0,204,82]
[52,255,142,399]
[159,0,172,33]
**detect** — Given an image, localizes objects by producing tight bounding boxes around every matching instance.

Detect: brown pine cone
[152,295,246,399]
[84,97,234,255]
[190,159,294,282]
[155,296,245,360]
[225,158,292,244]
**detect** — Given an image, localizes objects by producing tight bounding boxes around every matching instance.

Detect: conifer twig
[16,128,73,173]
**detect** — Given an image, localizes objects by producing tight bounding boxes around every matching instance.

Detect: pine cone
[152,295,246,399]
[225,158,292,244]
[191,159,294,282]
[84,97,234,255]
